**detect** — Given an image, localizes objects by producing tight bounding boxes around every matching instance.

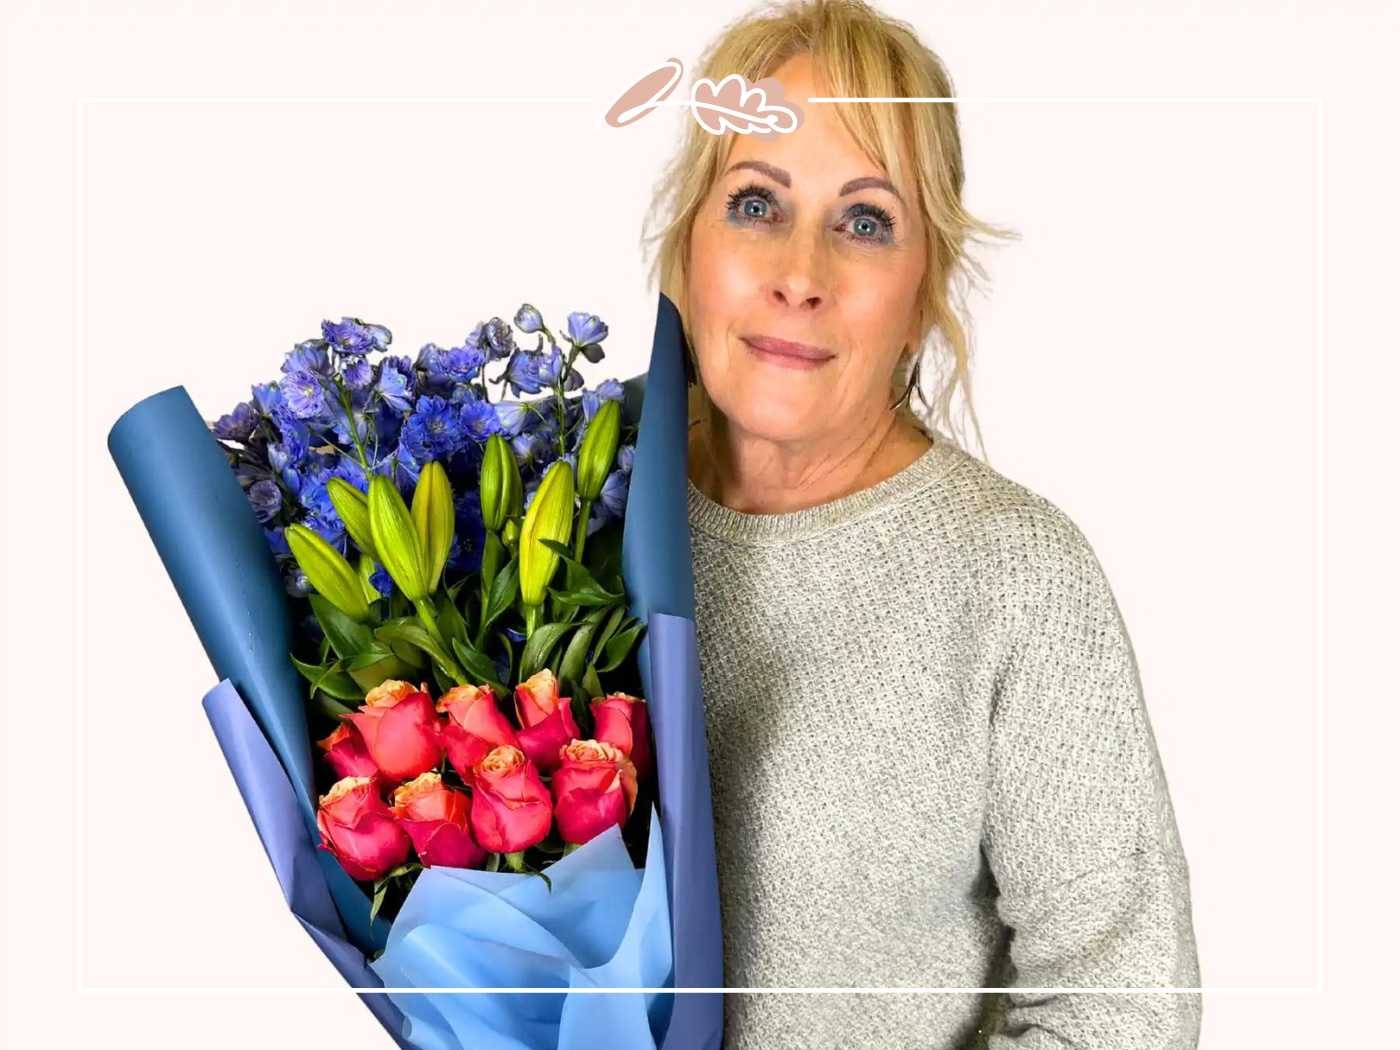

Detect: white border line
[76,94,1324,997]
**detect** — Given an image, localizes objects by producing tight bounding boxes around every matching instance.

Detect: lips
[741,335,834,362]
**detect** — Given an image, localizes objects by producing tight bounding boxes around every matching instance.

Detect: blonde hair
[641,0,1018,464]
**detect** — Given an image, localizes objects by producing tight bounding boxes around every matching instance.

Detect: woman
[642,2,1203,1048]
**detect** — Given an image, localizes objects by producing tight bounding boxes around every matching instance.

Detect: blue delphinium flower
[213,401,258,442]
[221,305,630,606]
[251,381,284,417]
[344,358,373,389]
[249,479,282,523]
[566,311,607,347]
[323,317,391,356]
[493,401,527,437]
[401,395,464,463]
[264,525,291,559]
[376,355,415,412]
[459,395,502,441]
[283,370,329,419]
[506,346,563,397]
[514,303,543,334]
[282,340,330,375]
[369,565,393,598]
[417,341,486,392]
[481,317,516,360]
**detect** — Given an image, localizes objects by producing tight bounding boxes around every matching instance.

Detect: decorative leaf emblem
[690,73,803,135]
[605,61,804,136]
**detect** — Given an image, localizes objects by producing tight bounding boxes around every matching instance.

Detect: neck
[687,404,932,516]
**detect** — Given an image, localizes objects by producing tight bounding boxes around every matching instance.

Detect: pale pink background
[4,0,1396,1047]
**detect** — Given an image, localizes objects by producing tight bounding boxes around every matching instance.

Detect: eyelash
[724,182,897,242]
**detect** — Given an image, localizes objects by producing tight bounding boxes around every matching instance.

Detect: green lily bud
[286,524,370,622]
[480,435,523,533]
[518,459,575,608]
[576,398,622,502]
[410,460,454,595]
[327,477,379,563]
[502,518,520,554]
[368,474,428,602]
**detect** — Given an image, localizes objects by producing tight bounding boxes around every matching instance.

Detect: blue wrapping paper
[107,291,724,1049]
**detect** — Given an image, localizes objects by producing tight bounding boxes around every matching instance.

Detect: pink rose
[389,772,486,869]
[589,692,653,782]
[345,679,442,783]
[437,684,519,786]
[551,739,639,845]
[468,745,553,854]
[513,668,579,773]
[315,721,381,781]
[316,775,412,881]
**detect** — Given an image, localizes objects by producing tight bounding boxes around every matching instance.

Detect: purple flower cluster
[212,310,632,598]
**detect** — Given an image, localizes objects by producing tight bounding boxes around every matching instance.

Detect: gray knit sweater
[686,429,1202,1050]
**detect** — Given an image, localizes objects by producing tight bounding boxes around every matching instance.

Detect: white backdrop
[5,1,1397,1047]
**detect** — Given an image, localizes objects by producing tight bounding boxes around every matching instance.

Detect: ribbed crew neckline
[686,431,967,544]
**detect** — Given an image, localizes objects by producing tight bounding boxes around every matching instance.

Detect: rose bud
[589,692,653,782]
[316,720,380,781]
[346,679,442,783]
[437,684,519,786]
[514,668,580,773]
[389,772,486,869]
[468,745,553,854]
[551,739,639,845]
[316,775,412,881]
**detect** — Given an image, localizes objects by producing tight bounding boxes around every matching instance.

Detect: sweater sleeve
[976,498,1202,1050]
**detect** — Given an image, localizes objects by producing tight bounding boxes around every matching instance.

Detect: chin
[724,399,823,444]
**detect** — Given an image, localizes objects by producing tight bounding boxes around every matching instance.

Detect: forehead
[718,53,908,198]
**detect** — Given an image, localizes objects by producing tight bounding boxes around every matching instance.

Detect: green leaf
[437,589,469,648]
[547,581,622,608]
[290,654,362,702]
[369,884,388,925]
[591,604,626,663]
[558,607,609,690]
[496,629,516,684]
[583,664,604,702]
[309,594,374,660]
[346,641,396,672]
[596,621,645,673]
[375,620,458,677]
[537,537,622,601]
[520,621,575,680]
[485,852,501,873]
[480,559,520,634]
[533,870,553,893]
[451,637,506,691]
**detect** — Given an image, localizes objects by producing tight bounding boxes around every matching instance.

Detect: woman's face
[685,52,926,447]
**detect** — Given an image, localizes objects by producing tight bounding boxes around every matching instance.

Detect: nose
[764,237,828,312]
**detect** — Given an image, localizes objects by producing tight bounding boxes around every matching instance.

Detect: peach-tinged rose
[389,772,486,869]
[346,685,442,783]
[551,739,639,845]
[513,669,579,773]
[365,679,421,706]
[316,776,412,881]
[590,693,653,782]
[468,745,553,854]
[437,684,519,786]
[316,721,381,781]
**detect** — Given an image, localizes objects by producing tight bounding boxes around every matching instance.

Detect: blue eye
[723,182,897,243]
[725,183,777,224]
[843,203,897,242]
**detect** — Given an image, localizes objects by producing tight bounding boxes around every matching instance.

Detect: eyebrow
[723,159,904,204]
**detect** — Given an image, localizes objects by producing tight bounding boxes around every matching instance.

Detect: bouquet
[107,293,723,1050]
